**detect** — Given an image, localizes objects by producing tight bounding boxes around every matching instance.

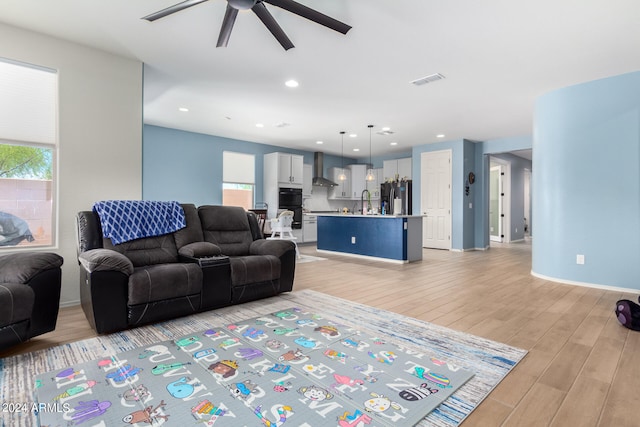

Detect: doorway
[489,157,510,243]
[524,169,531,236]
[421,150,452,249]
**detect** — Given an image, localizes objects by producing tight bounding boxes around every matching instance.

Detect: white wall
[0,23,143,305]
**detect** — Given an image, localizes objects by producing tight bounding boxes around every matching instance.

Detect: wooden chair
[249,208,270,238]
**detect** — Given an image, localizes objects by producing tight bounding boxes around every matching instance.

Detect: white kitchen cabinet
[383,157,412,181]
[291,155,304,185]
[303,163,312,197]
[397,157,412,180]
[348,164,368,199]
[383,160,395,182]
[303,214,317,243]
[328,167,351,199]
[264,152,304,219]
[265,152,304,188]
[367,168,383,199]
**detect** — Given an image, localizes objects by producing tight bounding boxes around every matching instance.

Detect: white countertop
[308,213,421,218]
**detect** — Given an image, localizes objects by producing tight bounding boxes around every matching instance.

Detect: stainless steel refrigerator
[380,180,412,215]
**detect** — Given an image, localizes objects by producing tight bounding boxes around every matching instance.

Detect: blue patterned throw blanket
[93,200,185,245]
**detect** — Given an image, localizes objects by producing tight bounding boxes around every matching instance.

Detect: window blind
[223,151,255,184]
[0,58,57,145]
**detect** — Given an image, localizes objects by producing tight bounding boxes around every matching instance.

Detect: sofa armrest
[78,249,133,275]
[178,242,221,258]
[249,239,296,258]
[0,252,63,284]
[250,239,296,293]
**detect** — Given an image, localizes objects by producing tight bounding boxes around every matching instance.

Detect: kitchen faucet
[361,189,371,215]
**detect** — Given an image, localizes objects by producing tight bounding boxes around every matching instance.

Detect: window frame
[0,57,58,251]
[222,151,256,210]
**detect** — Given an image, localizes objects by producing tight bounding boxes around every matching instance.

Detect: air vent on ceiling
[411,73,445,86]
[275,122,291,128]
[376,130,394,136]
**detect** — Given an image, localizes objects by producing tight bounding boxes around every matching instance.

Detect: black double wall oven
[278,187,302,229]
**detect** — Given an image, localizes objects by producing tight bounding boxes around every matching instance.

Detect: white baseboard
[450,247,489,252]
[60,299,80,308]
[316,249,409,264]
[530,271,639,295]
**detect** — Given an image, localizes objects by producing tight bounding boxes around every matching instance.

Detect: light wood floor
[2,241,638,426]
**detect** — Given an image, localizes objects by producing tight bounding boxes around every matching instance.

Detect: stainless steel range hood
[312,152,338,187]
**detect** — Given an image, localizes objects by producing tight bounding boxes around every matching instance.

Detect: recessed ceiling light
[437,134,445,138]
[390,142,398,146]
[349,133,357,138]
[316,141,323,145]
[382,127,390,131]
[256,123,264,128]
[178,107,189,112]
[285,79,299,88]
[353,148,360,152]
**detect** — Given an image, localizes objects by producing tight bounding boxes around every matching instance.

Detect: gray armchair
[0,252,63,350]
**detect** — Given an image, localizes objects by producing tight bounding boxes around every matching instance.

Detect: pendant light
[366,124,375,181]
[338,131,347,181]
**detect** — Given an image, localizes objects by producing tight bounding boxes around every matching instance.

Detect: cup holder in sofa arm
[178,242,231,310]
[178,242,221,259]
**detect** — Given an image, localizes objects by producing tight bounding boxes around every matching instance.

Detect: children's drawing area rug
[1,290,527,427]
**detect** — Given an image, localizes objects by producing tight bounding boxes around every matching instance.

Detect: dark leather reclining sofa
[76,204,296,334]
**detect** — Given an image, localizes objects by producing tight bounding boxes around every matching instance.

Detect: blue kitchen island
[316,214,423,263]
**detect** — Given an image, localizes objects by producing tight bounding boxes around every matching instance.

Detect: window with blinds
[0,58,58,249]
[222,151,255,210]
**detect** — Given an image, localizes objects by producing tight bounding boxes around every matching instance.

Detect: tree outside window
[0,143,54,247]
[0,144,52,179]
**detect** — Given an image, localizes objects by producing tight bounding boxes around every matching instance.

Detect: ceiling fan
[142,0,352,50]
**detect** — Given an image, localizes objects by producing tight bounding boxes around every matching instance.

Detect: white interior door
[421,150,452,249]
[489,164,503,242]
[524,169,531,235]
[489,157,510,243]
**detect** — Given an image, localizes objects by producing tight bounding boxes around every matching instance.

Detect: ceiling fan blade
[142,0,209,21]
[217,5,239,47]
[264,0,351,34]
[252,2,295,50]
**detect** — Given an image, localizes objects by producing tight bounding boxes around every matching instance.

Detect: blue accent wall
[143,125,357,206]
[411,139,478,250]
[410,136,532,251]
[533,71,640,290]
[462,140,478,249]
